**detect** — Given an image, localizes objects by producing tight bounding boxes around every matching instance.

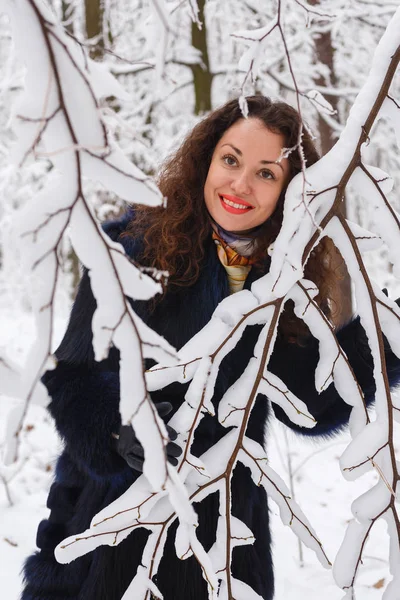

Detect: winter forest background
[1,0,400,599]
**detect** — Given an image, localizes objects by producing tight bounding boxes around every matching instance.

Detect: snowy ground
[0,309,397,599]
[270,425,392,599]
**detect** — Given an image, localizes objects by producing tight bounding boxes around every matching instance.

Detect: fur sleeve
[44,352,127,478]
[269,317,400,437]
[42,211,140,479]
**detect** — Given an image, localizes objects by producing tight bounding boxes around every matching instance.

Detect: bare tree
[191,0,212,114]
[85,0,104,59]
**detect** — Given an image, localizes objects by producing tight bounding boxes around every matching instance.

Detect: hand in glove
[114,401,182,472]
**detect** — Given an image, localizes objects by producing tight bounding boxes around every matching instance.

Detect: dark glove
[114,401,182,472]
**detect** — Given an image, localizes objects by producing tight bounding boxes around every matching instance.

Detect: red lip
[219,194,254,215]
[221,194,254,208]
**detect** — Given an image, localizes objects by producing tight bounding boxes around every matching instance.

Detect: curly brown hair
[125,96,342,340]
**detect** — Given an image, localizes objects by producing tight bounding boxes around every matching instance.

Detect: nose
[230,170,251,196]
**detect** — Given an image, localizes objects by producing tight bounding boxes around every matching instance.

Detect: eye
[222,154,237,167]
[259,169,275,181]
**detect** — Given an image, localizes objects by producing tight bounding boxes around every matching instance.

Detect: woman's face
[204,118,290,232]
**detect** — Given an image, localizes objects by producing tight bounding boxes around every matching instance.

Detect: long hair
[125,96,341,340]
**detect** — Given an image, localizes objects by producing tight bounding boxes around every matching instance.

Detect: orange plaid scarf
[212,230,257,294]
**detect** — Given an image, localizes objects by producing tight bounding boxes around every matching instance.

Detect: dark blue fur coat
[21,212,400,600]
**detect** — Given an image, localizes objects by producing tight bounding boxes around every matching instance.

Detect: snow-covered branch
[1,0,180,494]
[54,6,400,599]
[3,1,400,599]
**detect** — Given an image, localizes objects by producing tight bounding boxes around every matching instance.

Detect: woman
[21,96,400,600]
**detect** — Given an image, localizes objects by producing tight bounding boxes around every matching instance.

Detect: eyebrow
[221,143,284,172]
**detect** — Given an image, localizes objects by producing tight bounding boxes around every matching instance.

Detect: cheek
[258,187,282,213]
[204,174,212,204]
[204,165,221,199]
[207,162,228,187]
[203,178,216,215]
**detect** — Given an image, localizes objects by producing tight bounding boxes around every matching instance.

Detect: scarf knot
[212,229,257,294]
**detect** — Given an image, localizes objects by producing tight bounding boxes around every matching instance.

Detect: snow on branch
[57,291,333,598]
[0,3,224,594]
[4,1,400,599]
[266,7,400,597]
[232,0,338,121]
[146,0,202,96]
[54,7,400,599]
[1,0,182,496]
[233,0,326,231]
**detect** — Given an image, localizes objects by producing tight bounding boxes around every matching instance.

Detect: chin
[214,213,259,233]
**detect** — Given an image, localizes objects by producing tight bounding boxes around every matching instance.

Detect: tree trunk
[84,0,104,60]
[61,0,74,35]
[190,0,213,114]
[309,0,352,325]
[63,0,106,298]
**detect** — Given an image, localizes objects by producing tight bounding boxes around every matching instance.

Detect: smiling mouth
[219,195,254,214]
